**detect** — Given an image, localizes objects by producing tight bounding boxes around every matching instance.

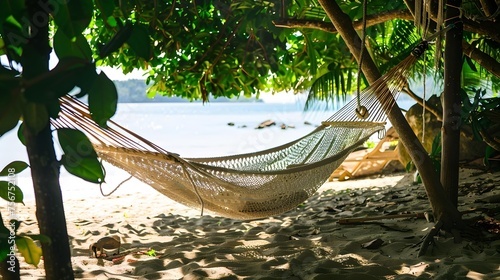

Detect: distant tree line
[113,79,262,103]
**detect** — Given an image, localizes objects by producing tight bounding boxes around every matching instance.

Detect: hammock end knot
[411,41,429,58]
[355,106,370,120]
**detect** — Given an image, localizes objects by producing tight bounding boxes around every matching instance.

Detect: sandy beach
[13,168,500,279]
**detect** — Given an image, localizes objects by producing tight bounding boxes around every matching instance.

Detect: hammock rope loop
[411,41,429,57]
[100,175,133,197]
[355,105,370,119]
[355,0,368,119]
[377,128,386,140]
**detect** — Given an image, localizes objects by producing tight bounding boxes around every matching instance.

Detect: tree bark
[23,0,74,279]
[478,0,498,17]
[317,0,462,229]
[441,1,463,207]
[24,125,74,279]
[273,9,413,33]
[462,41,500,79]
[276,2,500,44]
[0,256,20,280]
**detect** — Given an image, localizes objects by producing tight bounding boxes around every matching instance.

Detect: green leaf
[0,91,21,136]
[57,128,97,158]
[0,0,25,24]
[0,38,5,56]
[17,122,25,146]
[127,24,152,60]
[95,0,116,21]
[0,212,11,262]
[405,161,415,172]
[0,181,24,204]
[98,21,133,58]
[0,161,29,176]
[106,16,118,28]
[88,72,118,127]
[464,56,477,72]
[46,99,61,119]
[51,0,93,39]
[147,249,156,256]
[304,34,317,76]
[24,59,91,103]
[483,145,494,168]
[57,128,104,183]
[15,236,42,266]
[74,64,98,96]
[22,234,51,245]
[61,155,104,184]
[53,30,92,60]
[22,103,48,135]
[430,133,442,157]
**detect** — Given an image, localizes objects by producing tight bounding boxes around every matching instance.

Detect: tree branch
[275,6,500,44]
[462,40,500,79]
[402,85,443,121]
[478,0,498,17]
[463,18,500,43]
[273,9,413,33]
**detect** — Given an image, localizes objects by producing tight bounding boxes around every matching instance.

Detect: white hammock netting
[51,41,428,219]
[93,124,383,219]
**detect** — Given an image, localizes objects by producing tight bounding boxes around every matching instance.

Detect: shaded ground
[16,169,500,279]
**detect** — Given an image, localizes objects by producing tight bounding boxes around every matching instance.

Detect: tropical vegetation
[0,0,498,278]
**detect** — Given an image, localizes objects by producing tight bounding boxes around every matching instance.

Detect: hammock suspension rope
[355,0,369,120]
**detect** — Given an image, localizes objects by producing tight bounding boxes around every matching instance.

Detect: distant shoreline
[116,96,265,103]
[114,79,264,103]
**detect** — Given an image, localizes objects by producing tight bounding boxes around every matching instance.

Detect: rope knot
[411,41,429,57]
[355,106,370,119]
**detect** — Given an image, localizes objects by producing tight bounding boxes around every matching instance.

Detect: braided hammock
[52,42,427,219]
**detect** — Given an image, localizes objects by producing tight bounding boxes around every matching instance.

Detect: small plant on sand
[408,133,442,183]
[146,249,156,257]
[364,140,376,149]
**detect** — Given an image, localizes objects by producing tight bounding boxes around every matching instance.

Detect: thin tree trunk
[441,1,463,207]
[24,125,74,279]
[23,0,74,279]
[317,0,462,229]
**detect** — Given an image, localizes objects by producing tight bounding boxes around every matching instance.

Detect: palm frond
[304,64,355,111]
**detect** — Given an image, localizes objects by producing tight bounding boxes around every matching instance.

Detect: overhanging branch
[273,9,413,33]
[462,41,500,79]
[274,5,500,44]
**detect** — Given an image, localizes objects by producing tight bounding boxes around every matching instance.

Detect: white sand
[14,169,500,279]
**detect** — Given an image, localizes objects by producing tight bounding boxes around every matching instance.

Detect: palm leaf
[304,65,354,111]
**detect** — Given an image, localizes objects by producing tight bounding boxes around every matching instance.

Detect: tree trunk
[441,2,463,207]
[24,125,74,279]
[23,0,74,279]
[317,0,462,229]
[0,256,20,280]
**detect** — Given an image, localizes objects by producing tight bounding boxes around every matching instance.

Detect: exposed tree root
[418,220,443,257]
[418,217,484,257]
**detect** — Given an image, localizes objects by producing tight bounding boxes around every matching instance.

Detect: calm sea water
[0,99,414,201]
